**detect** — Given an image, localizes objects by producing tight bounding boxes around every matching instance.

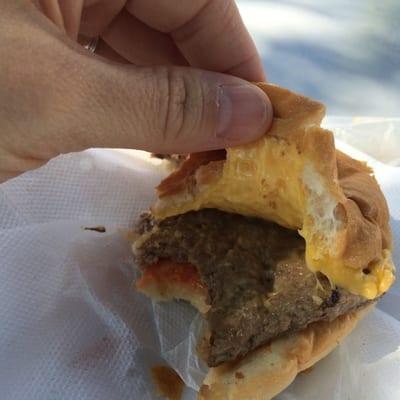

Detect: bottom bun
[136,262,372,399]
[199,305,373,400]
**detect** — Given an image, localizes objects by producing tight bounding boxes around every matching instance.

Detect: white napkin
[0,119,399,400]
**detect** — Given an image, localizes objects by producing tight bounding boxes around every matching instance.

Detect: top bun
[153,83,394,299]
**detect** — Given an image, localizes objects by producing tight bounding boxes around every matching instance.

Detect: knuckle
[158,67,189,144]
[156,67,210,152]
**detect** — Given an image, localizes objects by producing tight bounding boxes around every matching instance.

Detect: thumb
[65,59,273,154]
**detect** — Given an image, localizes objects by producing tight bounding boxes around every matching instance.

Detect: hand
[0,0,272,182]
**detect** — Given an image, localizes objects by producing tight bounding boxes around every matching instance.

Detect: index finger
[125,0,265,81]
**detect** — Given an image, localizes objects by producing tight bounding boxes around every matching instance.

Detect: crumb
[235,371,245,379]
[83,226,106,233]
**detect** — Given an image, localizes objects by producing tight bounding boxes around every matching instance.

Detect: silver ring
[84,36,99,54]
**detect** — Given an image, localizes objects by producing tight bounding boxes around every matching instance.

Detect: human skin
[0,0,272,182]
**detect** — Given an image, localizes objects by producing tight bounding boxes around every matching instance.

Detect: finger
[126,0,265,81]
[80,0,125,37]
[38,0,66,32]
[57,0,84,40]
[101,9,187,66]
[52,56,272,155]
[38,0,83,40]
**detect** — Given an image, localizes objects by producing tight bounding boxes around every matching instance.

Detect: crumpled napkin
[0,118,399,400]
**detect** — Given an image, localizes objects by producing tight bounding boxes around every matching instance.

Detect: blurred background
[237,0,400,117]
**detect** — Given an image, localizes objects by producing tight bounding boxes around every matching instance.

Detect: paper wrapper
[0,118,399,400]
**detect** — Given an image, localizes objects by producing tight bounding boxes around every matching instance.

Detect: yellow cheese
[304,246,395,300]
[156,137,305,229]
[155,136,395,300]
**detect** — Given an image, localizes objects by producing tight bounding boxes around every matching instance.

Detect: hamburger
[132,84,395,399]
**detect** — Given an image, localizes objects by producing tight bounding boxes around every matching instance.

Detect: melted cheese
[156,137,305,228]
[154,137,395,300]
[305,247,395,300]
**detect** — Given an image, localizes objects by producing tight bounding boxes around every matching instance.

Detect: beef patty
[134,209,369,367]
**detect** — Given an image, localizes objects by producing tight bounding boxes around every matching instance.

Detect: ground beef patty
[134,209,369,367]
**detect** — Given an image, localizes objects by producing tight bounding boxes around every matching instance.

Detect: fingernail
[216,84,271,143]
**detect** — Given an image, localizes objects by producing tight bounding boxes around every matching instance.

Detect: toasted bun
[152,84,394,299]
[136,266,372,400]
[199,305,372,400]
